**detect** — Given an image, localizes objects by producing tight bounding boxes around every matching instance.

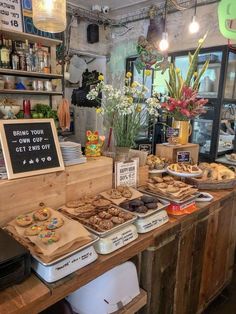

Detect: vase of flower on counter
[162,35,209,145]
[87,71,160,159]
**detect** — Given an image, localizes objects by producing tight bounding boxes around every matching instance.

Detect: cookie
[122,188,132,199]
[111,216,125,224]
[107,207,121,216]
[89,215,102,225]
[74,204,95,213]
[66,200,85,208]
[33,208,51,221]
[141,195,157,204]
[146,202,157,209]
[38,230,60,244]
[166,186,180,193]
[136,205,148,213]
[15,214,33,227]
[24,224,44,236]
[98,220,114,230]
[163,176,174,182]
[129,199,144,207]
[45,217,64,229]
[118,212,133,221]
[173,181,187,188]
[98,211,112,219]
[108,189,122,199]
[153,177,163,183]
[93,198,111,208]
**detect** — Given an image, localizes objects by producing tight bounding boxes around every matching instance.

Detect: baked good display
[144,176,198,201]
[38,230,60,244]
[146,155,168,170]
[15,214,33,227]
[168,163,201,175]
[33,207,51,221]
[107,186,133,199]
[120,195,159,214]
[197,163,235,181]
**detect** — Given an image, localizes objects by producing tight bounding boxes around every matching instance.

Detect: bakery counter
[1,188,235,314]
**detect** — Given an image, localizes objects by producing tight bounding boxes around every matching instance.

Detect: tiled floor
[204,265,236,314]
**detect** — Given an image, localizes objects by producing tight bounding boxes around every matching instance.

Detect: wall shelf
[1,28,62,46]
[0,68,63,79]
[0,90,63,95]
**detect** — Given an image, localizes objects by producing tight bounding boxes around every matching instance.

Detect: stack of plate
[0,151,7,179]
[60,141,86,166]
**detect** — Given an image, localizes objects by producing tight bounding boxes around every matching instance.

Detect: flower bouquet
[87,72,160,149]
[162,35,209,144]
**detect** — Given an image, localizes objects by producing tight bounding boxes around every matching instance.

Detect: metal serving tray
[138,188,200,205]
[82,205,137,238]
[120,195,170,219]
[32,233,99,266]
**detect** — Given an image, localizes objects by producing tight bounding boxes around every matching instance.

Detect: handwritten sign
[177,151,190,163]
[0,119,64,179]
[115,159,138,188]
[0,0,23,32]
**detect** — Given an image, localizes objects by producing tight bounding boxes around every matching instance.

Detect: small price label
[167,127,179,138]
[177,151,191,163]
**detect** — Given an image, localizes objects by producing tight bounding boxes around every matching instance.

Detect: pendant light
[159,0,169,51]
[189,0,200,34]
[32,0,66,33]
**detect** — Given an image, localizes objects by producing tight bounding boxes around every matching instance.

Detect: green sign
[218,0,236,40]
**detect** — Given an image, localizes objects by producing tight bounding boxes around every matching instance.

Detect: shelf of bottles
[0,28,63,95]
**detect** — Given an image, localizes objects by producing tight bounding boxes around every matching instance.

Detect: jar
[3,76,15,90]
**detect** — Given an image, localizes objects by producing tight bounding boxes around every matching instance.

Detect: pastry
[136,205,148,213]
[66,200,85,208]
[163,176,174,182]
[89,215,102,225]
[24,224,44,236]
[74,204,95,213]
[108,207,121,216]
[156,183,168,189]
[146,202,157,209]
[153,177,163,183]
[122,187,132,199]
[15,214,33,227]
[98,220,114,230]
[98,211,112,219]
[166,186,180,193]
[33,208,51,221]
[93,198,111,208]
[117,186,125,193]
[111,216,125,224]
[129,199,144,207]
[75,210,96,218]
[45,217,64,229]
[108,189,122,199]
[38,230,60,244]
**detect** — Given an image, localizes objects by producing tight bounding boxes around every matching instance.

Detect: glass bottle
[43,49,50,73]
[10,41,20,70]
[36,43,44,72]
[19,41,27,71]
[26,41,35,72]
[0,37,10,69]
[23,99,31,118]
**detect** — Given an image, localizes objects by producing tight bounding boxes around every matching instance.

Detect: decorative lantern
[32,0,66,33]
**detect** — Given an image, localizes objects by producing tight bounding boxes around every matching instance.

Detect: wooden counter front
[0,189,235,314]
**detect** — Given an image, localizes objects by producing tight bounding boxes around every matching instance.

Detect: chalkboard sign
[177,151,191,163]
[0,119,64,179]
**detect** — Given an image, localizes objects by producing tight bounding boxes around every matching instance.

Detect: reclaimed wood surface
[65,157,113,201]
[0,189,235,314]
[156,143,199,164]
[0,274,50,314]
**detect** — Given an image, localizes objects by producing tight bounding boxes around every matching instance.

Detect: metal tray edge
[32,233,99,266]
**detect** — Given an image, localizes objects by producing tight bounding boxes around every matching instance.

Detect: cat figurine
[85,130,105,157]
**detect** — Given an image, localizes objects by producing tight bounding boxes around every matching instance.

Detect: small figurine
[85,130,105,157]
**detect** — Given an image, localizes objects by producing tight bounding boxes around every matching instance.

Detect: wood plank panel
[0,171,66,226]
[65,157,113,200]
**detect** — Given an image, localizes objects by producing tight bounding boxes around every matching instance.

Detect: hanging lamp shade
[32,0,66,33]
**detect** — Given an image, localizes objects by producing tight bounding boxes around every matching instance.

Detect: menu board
[0,0,23,32]
[0,119,64,179]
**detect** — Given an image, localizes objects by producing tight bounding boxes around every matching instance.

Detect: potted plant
[87,72,160,158]
[162,35,209,144]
